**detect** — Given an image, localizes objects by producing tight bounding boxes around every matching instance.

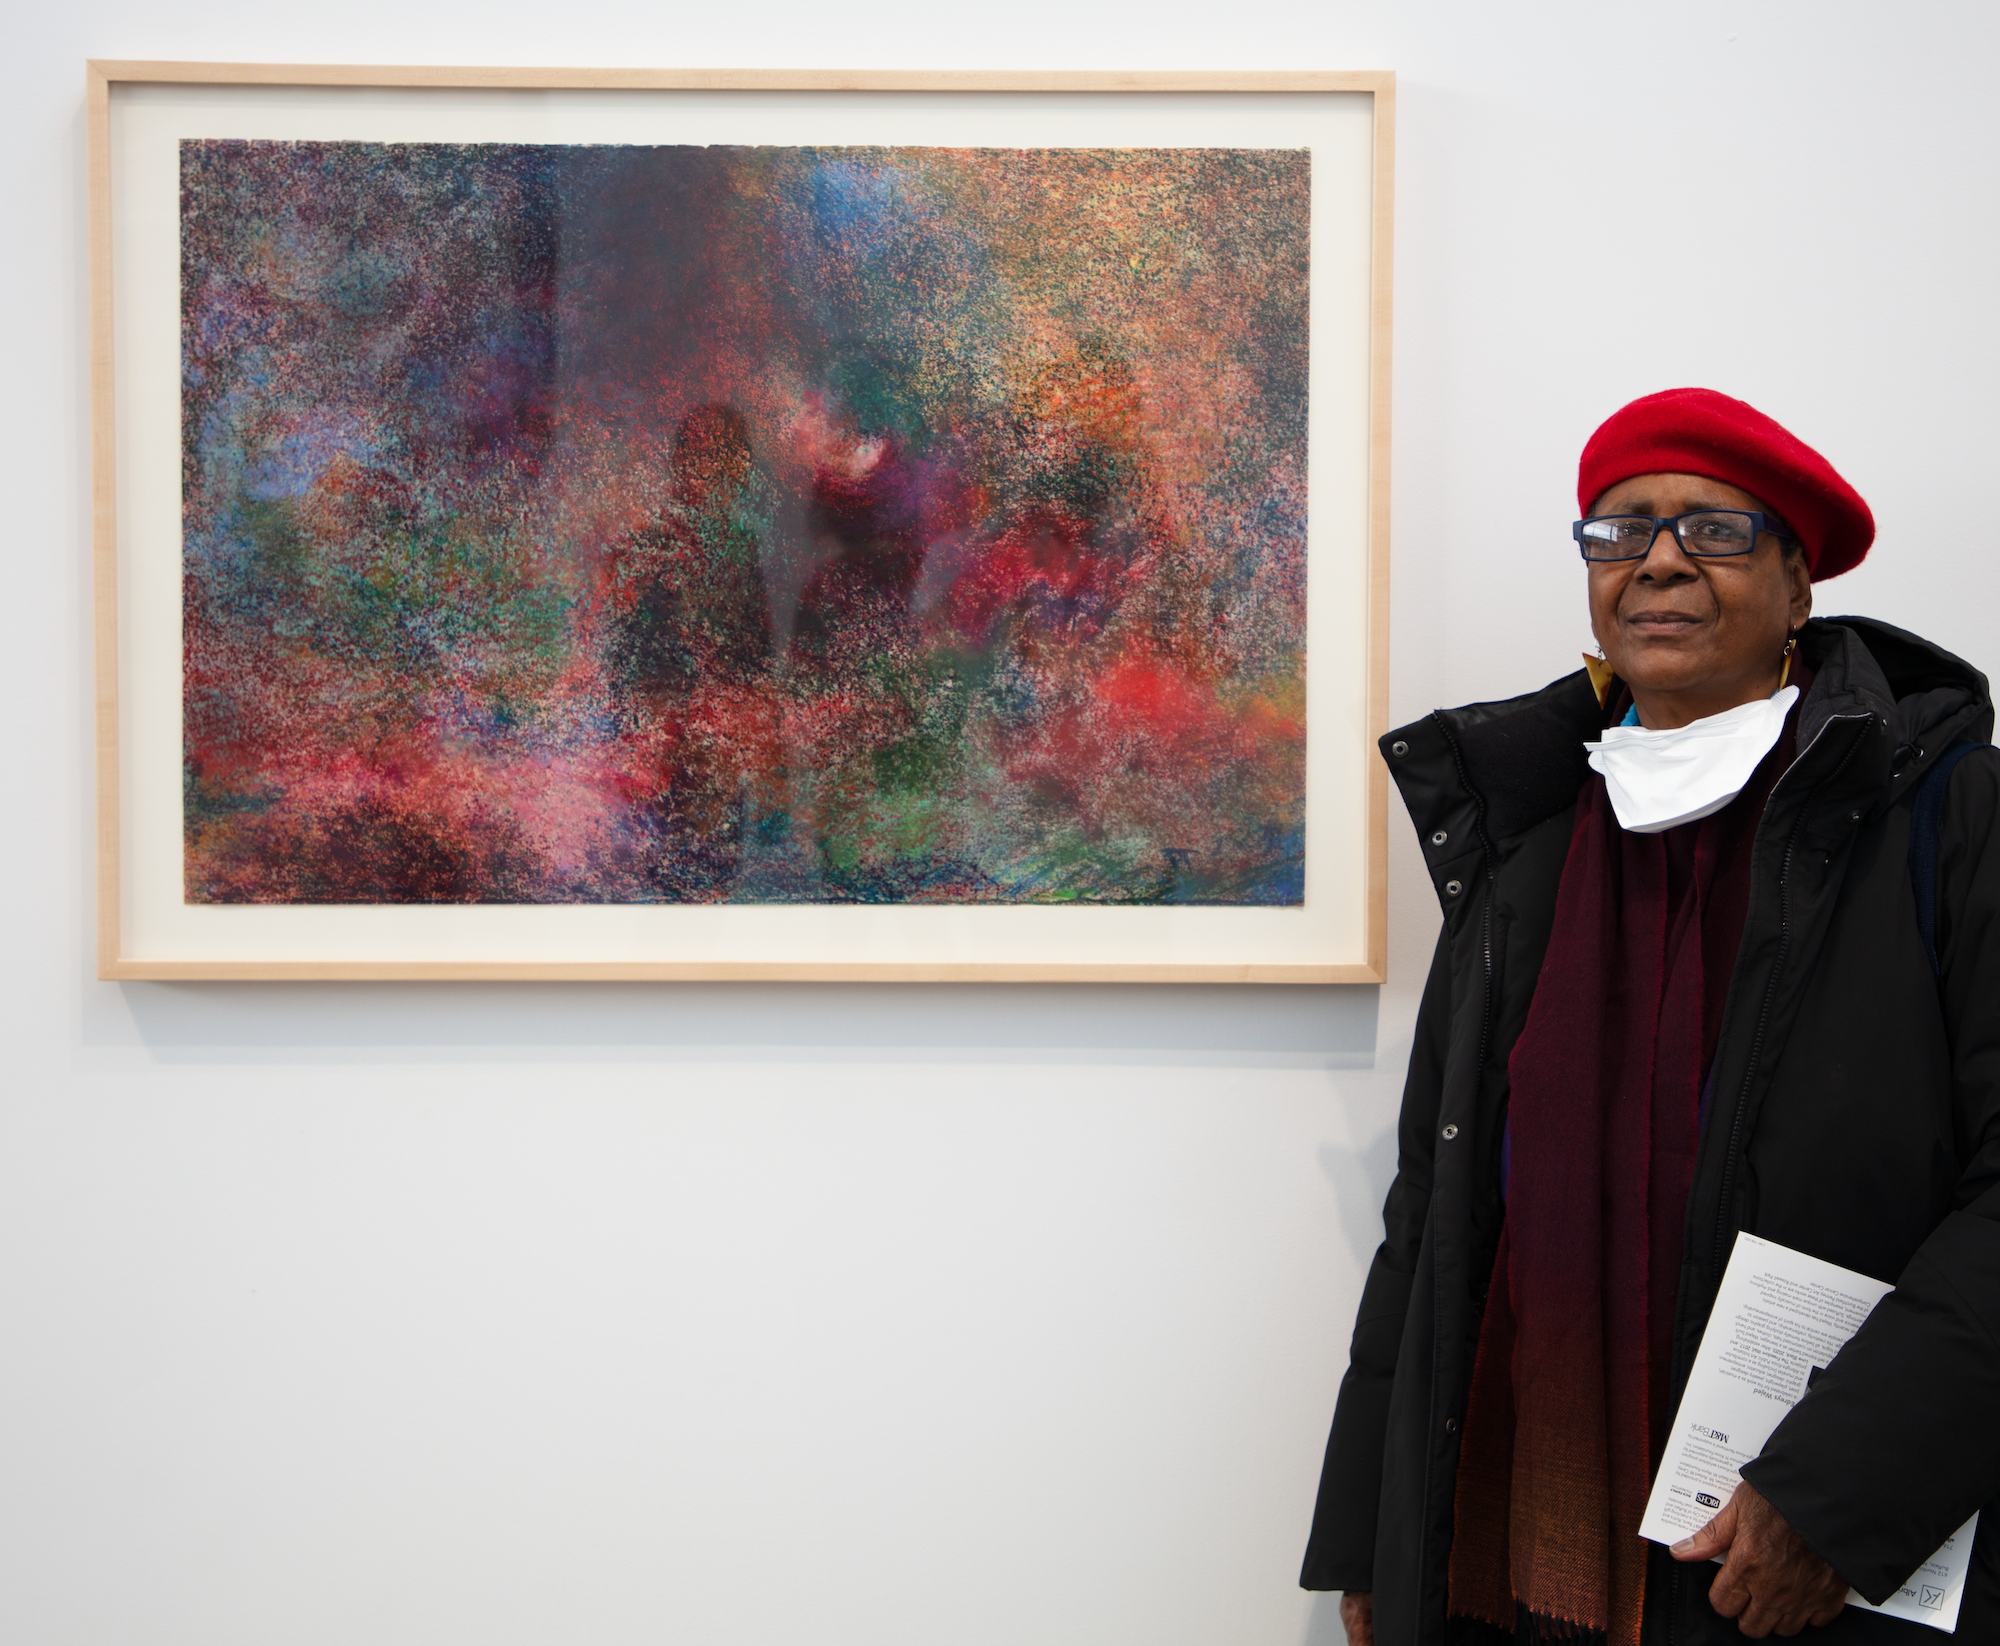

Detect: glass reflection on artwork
[179,140,1310,904]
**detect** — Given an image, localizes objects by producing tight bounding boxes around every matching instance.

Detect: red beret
[1577,387,1875,580]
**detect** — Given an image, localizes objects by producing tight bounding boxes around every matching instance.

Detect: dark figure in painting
[614,404,773,697]
[608,403,777,897]
[789,433,929,680]
[780,416,972,899]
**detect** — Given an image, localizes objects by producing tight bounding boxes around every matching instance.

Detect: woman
[1304,388,2000,1644]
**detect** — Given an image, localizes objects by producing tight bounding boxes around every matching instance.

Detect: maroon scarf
[1446,679,1804,1645]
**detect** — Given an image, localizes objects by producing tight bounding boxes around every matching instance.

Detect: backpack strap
[1909,741,1984,980]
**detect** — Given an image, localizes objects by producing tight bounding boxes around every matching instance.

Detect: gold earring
[1583,648,1615,707]
[1779,632,1797,688]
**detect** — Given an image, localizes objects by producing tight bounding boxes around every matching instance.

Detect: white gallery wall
[5,4,1996,1643]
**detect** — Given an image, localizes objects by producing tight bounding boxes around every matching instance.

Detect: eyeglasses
[1573,510,1798,563]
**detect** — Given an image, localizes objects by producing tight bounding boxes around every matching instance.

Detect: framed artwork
[89,63,1393,981]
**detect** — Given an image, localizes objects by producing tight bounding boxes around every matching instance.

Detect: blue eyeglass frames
[1573,510,1799,563]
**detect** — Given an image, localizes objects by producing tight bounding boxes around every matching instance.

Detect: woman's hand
[1339,1590,1374,1645]
[1670,1481,1848,1637]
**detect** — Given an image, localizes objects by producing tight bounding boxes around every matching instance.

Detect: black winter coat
[1301,618,2000,1644]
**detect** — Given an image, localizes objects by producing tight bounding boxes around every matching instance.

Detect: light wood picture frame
[89,62,1393,982]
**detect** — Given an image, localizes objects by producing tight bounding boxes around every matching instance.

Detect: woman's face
[1587,471,1813,728]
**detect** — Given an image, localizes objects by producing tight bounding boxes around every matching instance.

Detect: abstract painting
[178,139,1311,906]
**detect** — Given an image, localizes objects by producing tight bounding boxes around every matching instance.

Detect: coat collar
[1381,619,1992,851]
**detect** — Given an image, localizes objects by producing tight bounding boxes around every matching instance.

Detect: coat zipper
[1422,713,1499,1641]
[1708,713,1872,1279]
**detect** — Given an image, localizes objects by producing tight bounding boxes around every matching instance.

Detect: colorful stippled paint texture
[181,141,1310,904]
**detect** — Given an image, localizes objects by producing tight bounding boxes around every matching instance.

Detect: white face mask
[1583,686,1798,834]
